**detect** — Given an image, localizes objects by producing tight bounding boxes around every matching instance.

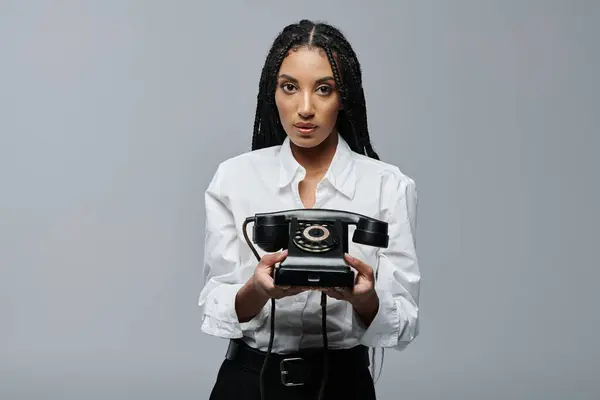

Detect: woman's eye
[281,83,296,92]
[317,85,333,95]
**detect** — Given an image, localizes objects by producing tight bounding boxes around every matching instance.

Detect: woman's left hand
[321,253,379,312]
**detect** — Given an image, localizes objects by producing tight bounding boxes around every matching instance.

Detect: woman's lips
[294,124,317,135]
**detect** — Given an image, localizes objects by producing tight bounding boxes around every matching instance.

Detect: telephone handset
[244,208,389,288]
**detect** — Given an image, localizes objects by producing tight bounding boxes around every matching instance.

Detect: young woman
[198,19,420,400]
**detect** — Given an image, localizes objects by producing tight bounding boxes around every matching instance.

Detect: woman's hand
[252,250,307,300]
[321,253,380,325]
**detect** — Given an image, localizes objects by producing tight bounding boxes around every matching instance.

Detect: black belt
[225,339,370,387]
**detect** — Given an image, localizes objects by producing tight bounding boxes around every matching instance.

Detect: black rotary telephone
[241,209,389,400]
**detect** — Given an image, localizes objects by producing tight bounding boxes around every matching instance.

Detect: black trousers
[208,340,377,400]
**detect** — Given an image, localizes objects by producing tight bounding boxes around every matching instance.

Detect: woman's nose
[297,92,315,118]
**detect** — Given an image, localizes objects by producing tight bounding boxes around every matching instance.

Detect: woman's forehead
[279,47,334,79]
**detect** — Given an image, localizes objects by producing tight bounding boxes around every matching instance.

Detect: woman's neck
[290,132,338,180]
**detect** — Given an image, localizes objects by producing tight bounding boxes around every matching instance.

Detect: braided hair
[251,19,380,160]
[251,19,387,383]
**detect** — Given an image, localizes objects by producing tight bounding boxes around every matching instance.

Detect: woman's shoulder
[208,146,281,188]
[351,151,416,188]
[221,145,281,167]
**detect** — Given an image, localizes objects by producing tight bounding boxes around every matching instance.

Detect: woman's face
[274,46,342,149]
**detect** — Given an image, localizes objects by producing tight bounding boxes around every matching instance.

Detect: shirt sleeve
[355,172,420,350]
[197,164,271,339]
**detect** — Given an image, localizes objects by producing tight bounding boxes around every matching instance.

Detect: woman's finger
[321,288,345,300]
[344,253,374,279]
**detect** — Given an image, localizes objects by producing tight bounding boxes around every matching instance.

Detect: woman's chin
[288,131,332,149]
[290,136,321,148]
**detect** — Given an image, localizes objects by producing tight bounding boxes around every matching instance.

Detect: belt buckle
[280,357,305,387]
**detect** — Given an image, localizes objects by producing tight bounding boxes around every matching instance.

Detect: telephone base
[274,265,355,288]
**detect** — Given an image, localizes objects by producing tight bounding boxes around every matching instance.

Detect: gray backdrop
[1,1,598,399]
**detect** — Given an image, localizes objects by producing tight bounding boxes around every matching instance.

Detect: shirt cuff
[354,289,401,348]
[200,283,271,339]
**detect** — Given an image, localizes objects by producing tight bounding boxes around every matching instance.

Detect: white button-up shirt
[198,133,420,354]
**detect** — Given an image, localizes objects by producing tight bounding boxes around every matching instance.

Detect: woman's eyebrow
[278,74,335,84]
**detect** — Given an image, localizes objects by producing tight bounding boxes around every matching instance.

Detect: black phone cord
[242,218,329,400]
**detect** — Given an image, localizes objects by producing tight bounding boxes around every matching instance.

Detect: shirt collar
[278,133,356,199]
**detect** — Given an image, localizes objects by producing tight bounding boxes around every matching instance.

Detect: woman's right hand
[252,250,308,299]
